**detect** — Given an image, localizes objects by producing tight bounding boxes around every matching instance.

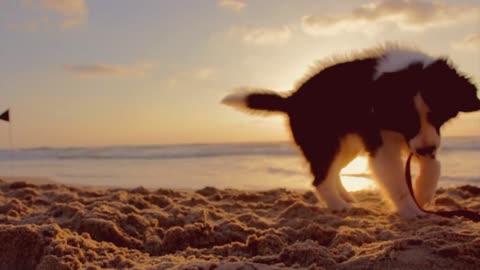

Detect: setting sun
[341,156,376,191]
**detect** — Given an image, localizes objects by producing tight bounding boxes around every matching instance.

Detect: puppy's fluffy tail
[222,88,289,114]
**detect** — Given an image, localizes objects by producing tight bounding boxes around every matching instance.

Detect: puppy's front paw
[327,200,352,211]
[397,207,426,219]
[340,192,357,203]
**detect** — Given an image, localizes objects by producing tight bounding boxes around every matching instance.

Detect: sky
[0,0,479,148]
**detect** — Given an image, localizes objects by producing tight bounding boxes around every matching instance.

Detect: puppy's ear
[457,75,480,112]
[457,71,480,112]
[430,58,480,112]
[460,95,480,112]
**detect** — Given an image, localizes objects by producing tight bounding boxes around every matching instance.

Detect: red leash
[405,153,480,222]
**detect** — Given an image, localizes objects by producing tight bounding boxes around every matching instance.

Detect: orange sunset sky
[0,0,479,148]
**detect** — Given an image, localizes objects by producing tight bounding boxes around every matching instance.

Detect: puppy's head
[374,59,479,156]
[413,59,480,156]
[421,58,480,114]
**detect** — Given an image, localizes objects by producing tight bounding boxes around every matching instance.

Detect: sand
[0,178,479,270]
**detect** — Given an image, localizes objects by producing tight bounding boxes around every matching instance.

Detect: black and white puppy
[222,45,480,218]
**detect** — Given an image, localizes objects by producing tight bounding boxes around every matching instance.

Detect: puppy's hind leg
[315,175,351,211]
[305,141,351,211]
[335,134,363,203]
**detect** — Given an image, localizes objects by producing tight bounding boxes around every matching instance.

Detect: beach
[1,177,479,270]
[3,0,480,269]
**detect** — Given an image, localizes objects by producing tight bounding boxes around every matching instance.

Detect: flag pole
[8,119,13,176]
[0,109,13,176]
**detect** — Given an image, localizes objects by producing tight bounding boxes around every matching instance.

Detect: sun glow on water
[340,156,377,191]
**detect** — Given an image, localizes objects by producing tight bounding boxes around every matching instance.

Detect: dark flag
[0,110,9,122]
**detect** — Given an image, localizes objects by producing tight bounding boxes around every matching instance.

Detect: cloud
[168,67,216,87]
[40,0,87,16]
[63,63,154,78]
[193,67,215,80]
[452,32,480,52]
[302,15,380,36]
[230,26,292,46]
[218,0,246,12]
[302,0,480,36]
[40,0,87,28]
[7,0,88,30]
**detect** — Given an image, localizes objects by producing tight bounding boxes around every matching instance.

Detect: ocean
[0,136,479,191]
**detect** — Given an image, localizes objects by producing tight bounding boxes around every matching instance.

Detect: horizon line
[1,135,479,151]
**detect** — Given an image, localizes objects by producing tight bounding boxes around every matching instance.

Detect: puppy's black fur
[227,48,479,187]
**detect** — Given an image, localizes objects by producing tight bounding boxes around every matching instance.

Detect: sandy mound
[0,179,479,269]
